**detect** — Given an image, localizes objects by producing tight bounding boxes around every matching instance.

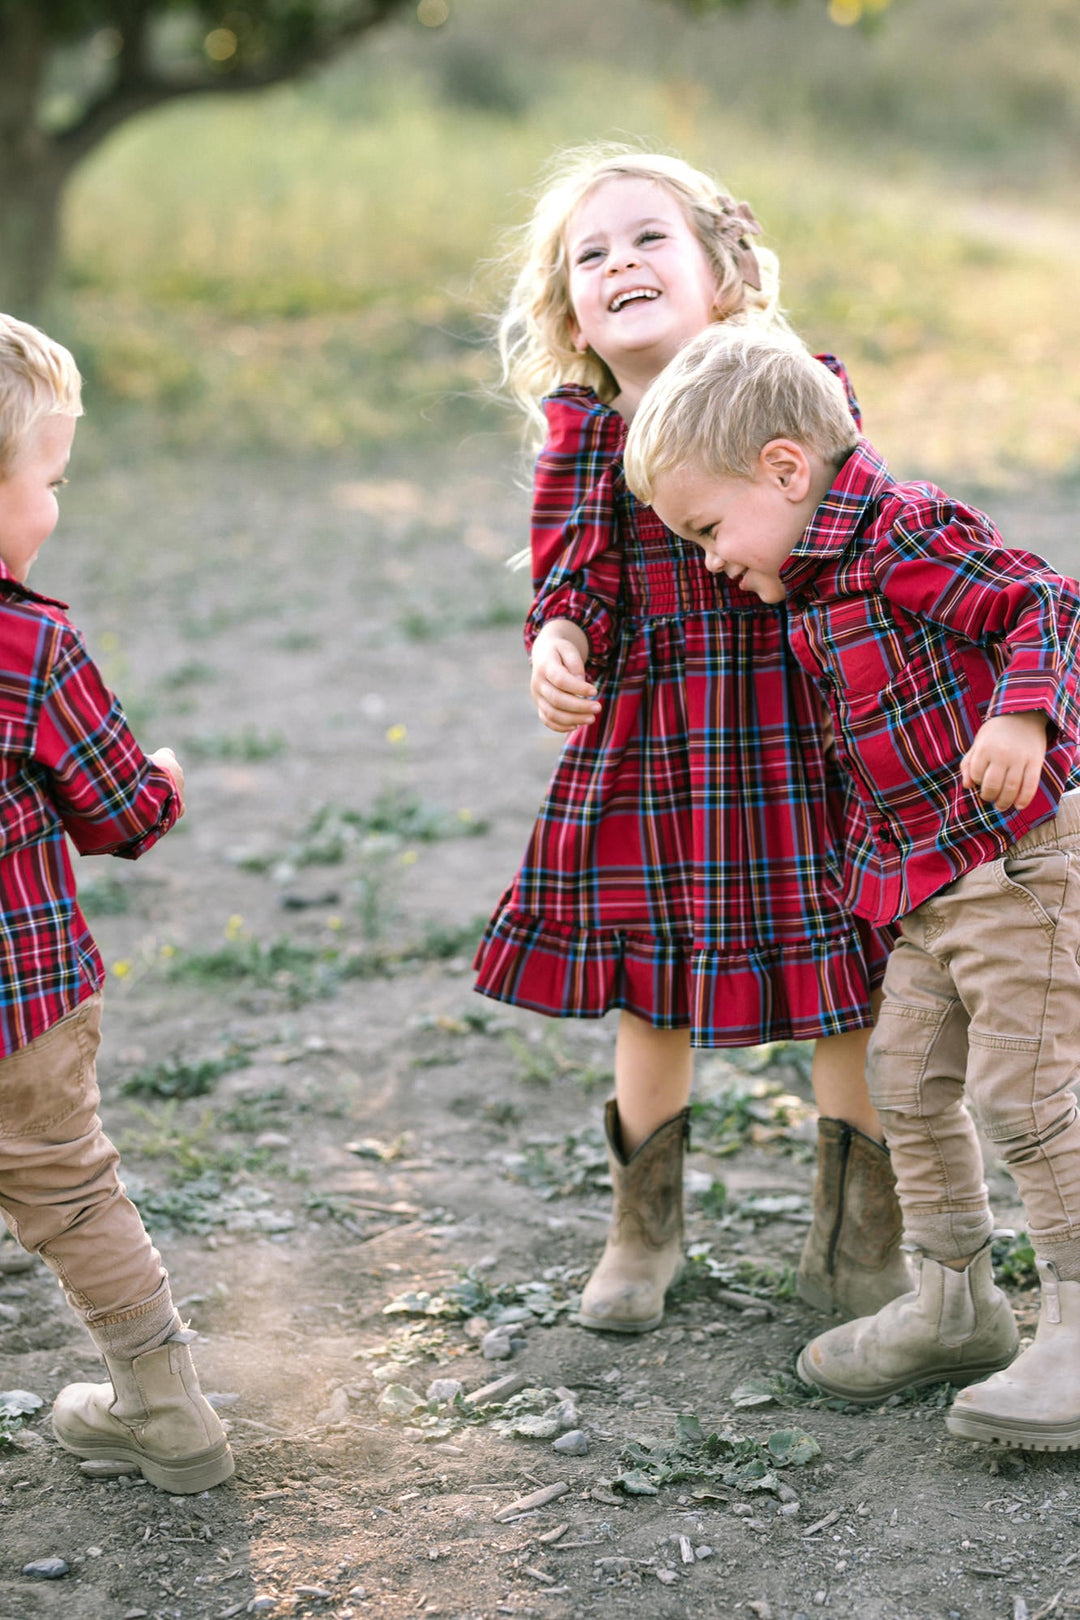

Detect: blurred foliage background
[44,0,1080,491]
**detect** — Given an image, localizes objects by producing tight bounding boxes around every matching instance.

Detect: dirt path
[1,448,1079,1620]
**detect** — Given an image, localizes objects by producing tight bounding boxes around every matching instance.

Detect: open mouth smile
[608,287,660,313]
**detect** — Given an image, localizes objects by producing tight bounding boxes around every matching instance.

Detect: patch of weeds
[669,1244,796,1307]
[613,1412,820,1499]
[500,1028,613,1092]
[398,610,440,642]
[184,726,287,763]
[220,1086,291,1134]
[276,628,320,652]
[77,871,134,916]
[120,1044,251,1100]
[696,1178,728,1218]
[993,1230,1038,1288]
[165,936,342,1004]
[288,793,490,868]
[126,1172,297,1237]
[503,1130,610,1201]
[166,659,218,687]
[383,1268,577,1327]
[409,916,484,963]
[482,1099,522,1127]
[118,1101,286,1182]
[0,1389,43,1448]
[467,601,522,630]
[415,1007,506,1037]
[691,1079,813,1156]
[165,918,488,1007]
[726,1191,811,1227]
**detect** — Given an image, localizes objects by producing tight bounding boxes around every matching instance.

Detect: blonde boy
[624,325,1080,1451]
[0,314,231,1491]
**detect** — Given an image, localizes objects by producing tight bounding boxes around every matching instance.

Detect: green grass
[47,3,1080,490]
[120,1046,252,1101]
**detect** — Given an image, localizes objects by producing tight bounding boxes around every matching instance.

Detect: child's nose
[704,552,725,574]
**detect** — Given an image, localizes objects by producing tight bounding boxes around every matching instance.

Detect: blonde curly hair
[497,143,786,442]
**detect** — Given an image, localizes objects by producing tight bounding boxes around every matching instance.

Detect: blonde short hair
[624,325,859,503]
[0,314,83,479]
[496,143,787,442]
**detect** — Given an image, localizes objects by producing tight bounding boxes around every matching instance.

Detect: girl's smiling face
[565,177,720,407]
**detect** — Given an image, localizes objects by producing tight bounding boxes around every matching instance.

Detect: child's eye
[637,230,666,246]
[575,247,603,265]
[51,477,68,490]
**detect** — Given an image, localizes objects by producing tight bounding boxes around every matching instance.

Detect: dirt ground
[2,446,1080,1620]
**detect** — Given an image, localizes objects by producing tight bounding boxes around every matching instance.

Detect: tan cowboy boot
[796,1243,1019,1404]
[797,1117,914,1319]
[52,1334,234,1494]
[948,1260,1080,1451]
[578,1101,689,1334]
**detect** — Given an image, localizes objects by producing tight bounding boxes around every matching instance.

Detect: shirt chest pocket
[817,600,911,696]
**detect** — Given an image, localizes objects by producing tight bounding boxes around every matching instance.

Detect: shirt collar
[780,436,893,594]
[0,555,68,610]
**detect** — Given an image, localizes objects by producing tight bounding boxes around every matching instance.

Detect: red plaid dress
[474,364,894,1046]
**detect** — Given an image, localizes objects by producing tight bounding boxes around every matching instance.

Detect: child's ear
[567,314,590,355]
[759,440,811,500]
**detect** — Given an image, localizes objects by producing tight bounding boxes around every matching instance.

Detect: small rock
[314,1386,351,1425]
[254,1132,291,1150]
[776,1481,800,1504]
[79,1459,137,1479]
[123,1610,149,1619]
[814,1593,827,1607]
[553,1429,589,1456]
[0,1302,21,1325]
[694,1545,714,1560]
[426,1378,464,1403]
[656,1569,679,1585]
[21,1558,69,1580]
[746,1603,773,1620]
[731,1502,755,1518]
[778,1501,801,1517]
[463,1315,490,1341]
[249,1600,278,1615]
[295,1587,332,1600]
[85,1546,103,1558]
[481,1329,514,1361]
[348,1588,368,1601]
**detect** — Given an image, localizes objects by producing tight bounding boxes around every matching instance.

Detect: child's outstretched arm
[960,711,1048,813]
[34,623,183,858]
[530,619,600,733]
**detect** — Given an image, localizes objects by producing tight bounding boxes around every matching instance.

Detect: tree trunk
[0,6,60,318]
[0,158,66,319]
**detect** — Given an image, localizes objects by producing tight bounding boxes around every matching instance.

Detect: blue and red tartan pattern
[781,438,1080,925]
[0,564,180,1057]
[474,365,895,1047]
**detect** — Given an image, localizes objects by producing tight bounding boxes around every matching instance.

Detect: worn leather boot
[947,1260,1080,1451]
[578,1101,690,1334]
[797,1117,914,1319]
[52,1335,234,1493]
[796,1243,1019,1403]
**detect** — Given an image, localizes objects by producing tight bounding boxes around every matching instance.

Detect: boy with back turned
[0,313,231,1491]
[623,321,1080,1452]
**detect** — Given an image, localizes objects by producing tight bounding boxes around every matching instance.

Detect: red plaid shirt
[781,438,1080,925]
[0,562,180,1057]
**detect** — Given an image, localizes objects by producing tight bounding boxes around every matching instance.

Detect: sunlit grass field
[54,24,1080,492]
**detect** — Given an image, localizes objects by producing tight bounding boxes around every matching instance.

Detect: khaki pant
[868,797,1080,1269]
[0,993,176,1354]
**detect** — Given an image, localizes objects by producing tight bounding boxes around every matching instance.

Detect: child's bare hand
[149,747,185,804]
[530,621,600,734]
[960,711,1047,812]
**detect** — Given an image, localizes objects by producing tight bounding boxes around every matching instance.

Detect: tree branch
[54,0,411,173]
